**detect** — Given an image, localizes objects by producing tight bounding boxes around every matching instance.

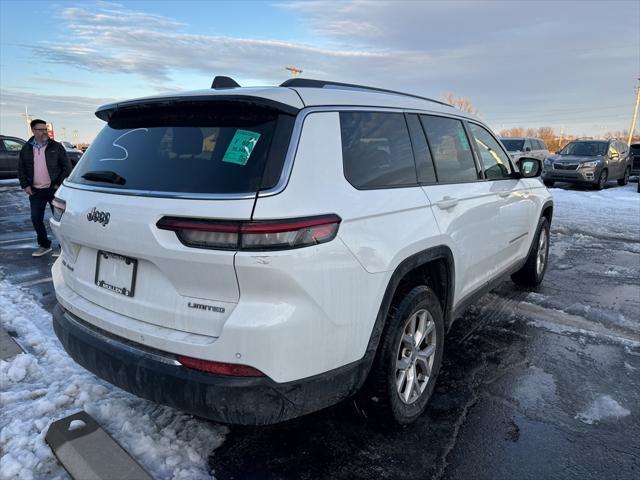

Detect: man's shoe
[32,247,52,257]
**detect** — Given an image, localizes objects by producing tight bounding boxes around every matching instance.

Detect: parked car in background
[542,139,631,190]
[500,137,549,163]
[630,143,640,178]
[61,141,83,166]
[0,135,26,178]
[50,76,552,426]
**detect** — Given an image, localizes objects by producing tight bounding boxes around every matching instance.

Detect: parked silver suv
[501,137,549,163]
[542,139,631,189]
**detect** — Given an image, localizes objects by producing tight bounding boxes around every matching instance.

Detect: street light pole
[628,78,640,145]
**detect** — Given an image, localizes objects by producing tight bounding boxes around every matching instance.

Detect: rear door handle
[435,196,459,210]
[498,191,511,198]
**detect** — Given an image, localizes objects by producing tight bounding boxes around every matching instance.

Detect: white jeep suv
[50,77,553,425]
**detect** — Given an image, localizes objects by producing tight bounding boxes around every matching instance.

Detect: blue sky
[1,0,638,143]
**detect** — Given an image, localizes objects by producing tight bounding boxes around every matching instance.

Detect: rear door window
[419,115,479,183]
[69,103,295,194]
[339,112,417,188]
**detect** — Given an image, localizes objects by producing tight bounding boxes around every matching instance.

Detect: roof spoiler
[95,95,300,122]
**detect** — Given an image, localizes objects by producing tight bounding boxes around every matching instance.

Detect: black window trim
[404,112,438,185]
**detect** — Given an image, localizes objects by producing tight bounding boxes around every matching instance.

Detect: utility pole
[21,106,32,138]
[629,78,640,145]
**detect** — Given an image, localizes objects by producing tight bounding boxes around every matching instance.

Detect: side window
[419,115,478,183]
[533,139,542,150]
[405,114,436,183]
[609,143,619,158]
[468,123,513,179]
[2,139,23,151]
[523,139,532,151]
[539,140,548,151]
[339,112,417,189]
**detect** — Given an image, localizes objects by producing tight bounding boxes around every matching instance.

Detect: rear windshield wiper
[82,170,126,185]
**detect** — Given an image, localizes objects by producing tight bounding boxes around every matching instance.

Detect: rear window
[69,102,295,194]
[501,139,524,151]
[339,112,417,189]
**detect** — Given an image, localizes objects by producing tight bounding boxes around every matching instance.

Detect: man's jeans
[29,187,55,248]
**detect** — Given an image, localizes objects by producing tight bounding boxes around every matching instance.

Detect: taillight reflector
[177,355,265,377]
[156,214,341,251]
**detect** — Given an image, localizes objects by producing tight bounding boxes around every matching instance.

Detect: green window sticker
[222,130,261,166]
[457,126,470,151]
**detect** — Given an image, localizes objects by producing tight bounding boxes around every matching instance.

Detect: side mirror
[515,156,541,178]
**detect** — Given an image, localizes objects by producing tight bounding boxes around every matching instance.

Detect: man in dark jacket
[18,119,72,257]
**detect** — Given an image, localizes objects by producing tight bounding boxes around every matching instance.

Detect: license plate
[94,251,137,297]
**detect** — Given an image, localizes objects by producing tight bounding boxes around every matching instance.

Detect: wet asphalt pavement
[0,179,638,480]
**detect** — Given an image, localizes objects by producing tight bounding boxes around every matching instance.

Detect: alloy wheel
[536,227,548,276]
[395,309,437,404]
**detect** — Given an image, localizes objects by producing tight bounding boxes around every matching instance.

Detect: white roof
[98,84,476,120]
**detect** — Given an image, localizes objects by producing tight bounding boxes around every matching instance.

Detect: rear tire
[618,167,630,186]
[362,286,444,425]
[512,218,550,287]
[543,180,555,188]
[594,169,608,190]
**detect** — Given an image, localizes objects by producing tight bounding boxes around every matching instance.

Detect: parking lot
[1,179,639,480]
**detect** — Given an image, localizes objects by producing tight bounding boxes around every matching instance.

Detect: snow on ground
[549,183,640,243]
[574,394,631,425]
[0,182,638,479]
[0,279,227,480]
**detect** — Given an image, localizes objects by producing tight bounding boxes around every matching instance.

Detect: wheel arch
[360,246,455,376]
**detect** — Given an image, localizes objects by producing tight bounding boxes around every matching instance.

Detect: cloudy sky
[1,0,638,143]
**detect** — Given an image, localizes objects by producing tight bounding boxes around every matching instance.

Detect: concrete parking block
[46,411,152,480]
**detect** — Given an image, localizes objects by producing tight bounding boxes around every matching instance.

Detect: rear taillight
[156,214,341,251]
[52,197,66,222]
[176,355,265,377]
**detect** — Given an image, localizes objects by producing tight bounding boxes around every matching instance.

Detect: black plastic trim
[53,305,369,425]
[95,95,300,121]
[360,246,455,375]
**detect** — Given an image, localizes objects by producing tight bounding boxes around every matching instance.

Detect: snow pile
[574,395,631,425]
[0,279,227,480]
[549,184,640,244]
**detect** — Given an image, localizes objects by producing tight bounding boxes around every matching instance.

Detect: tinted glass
[468,123,512,179]
[559,141,607,156]
[420,115,478,183]
[501,139,525,151]
[69,104,294,194]
[340,112,417,188]
[539,140,548,150]
[523,139,532,151]
[405,114,436,183]
[3,139,23,151]
[630,145,640,155]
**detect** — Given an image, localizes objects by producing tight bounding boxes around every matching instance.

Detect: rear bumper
[52,304,368,425]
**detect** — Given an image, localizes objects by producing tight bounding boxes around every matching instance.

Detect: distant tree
[525,128,537,137]
[499,127,525,137]
[442,93,479,114]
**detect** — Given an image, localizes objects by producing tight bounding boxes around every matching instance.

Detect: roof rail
[280,78,452,108]
[211,76,241,89]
